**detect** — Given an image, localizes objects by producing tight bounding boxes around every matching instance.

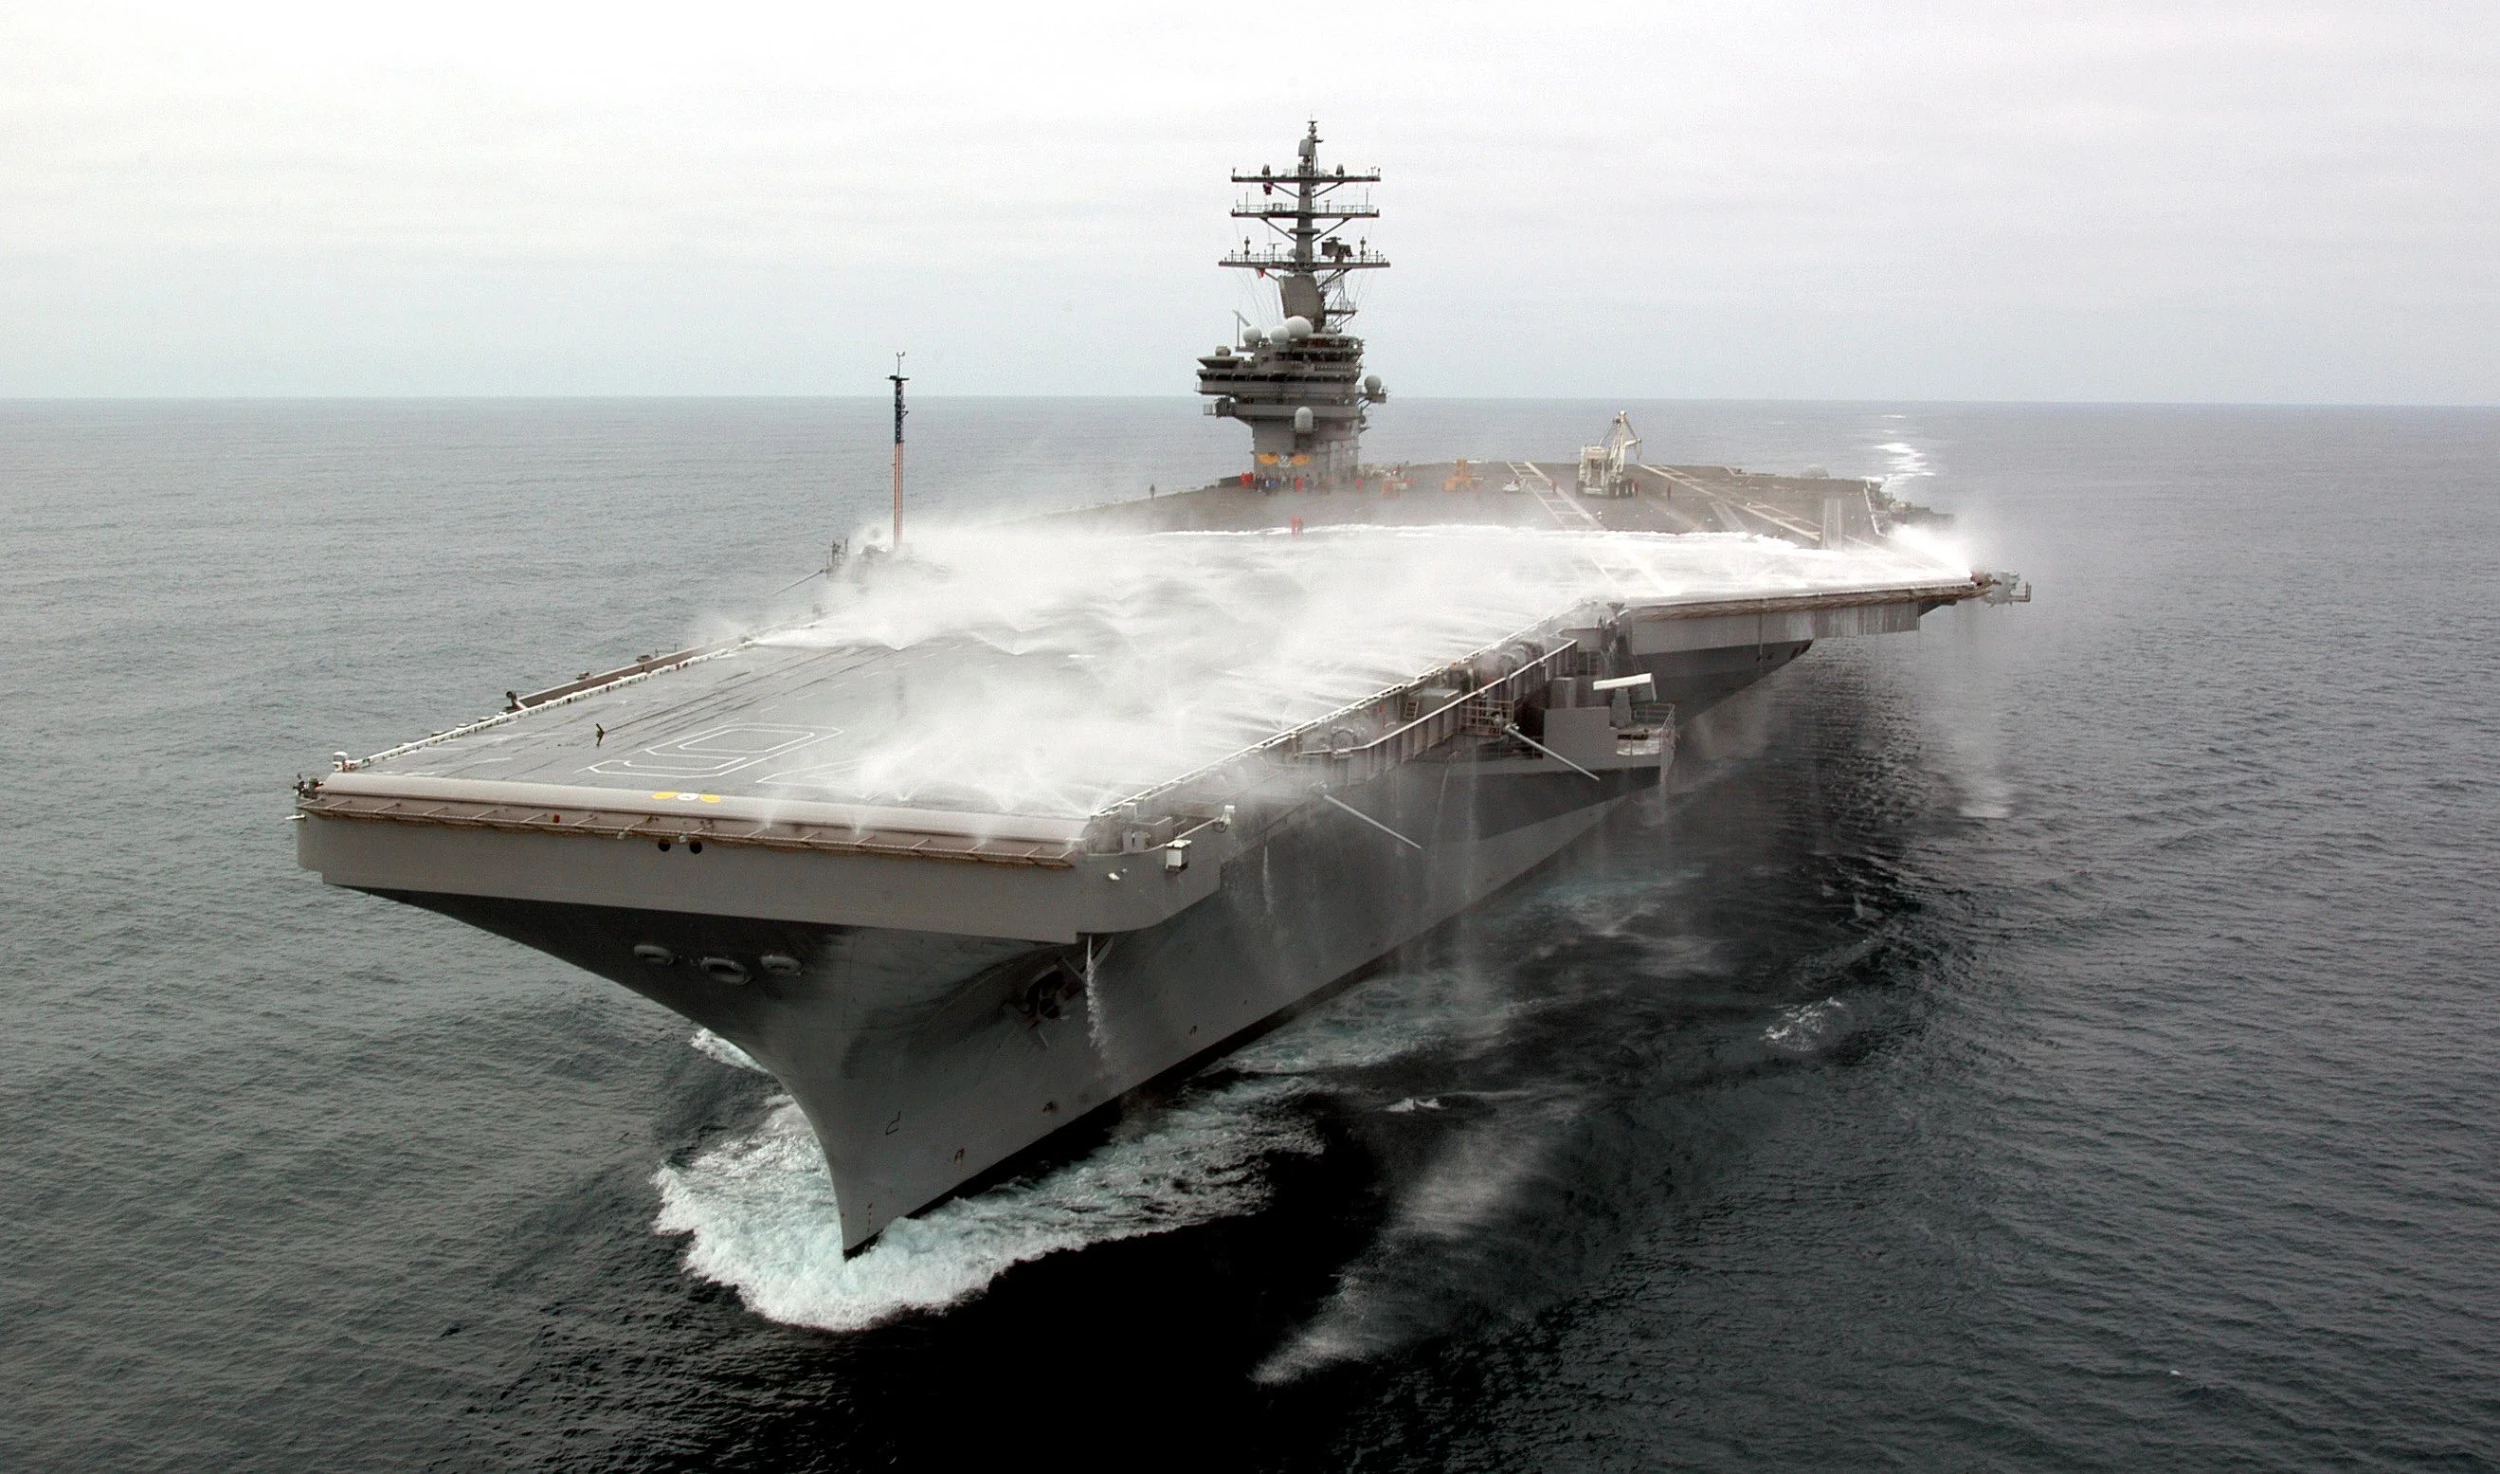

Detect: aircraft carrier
[294,123,2024,1254]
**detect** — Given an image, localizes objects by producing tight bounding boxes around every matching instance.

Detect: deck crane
[1577,412,1642,497]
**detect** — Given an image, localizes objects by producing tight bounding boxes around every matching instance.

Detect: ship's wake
[651,956,1523,1333]
[652,1078,1320,1332]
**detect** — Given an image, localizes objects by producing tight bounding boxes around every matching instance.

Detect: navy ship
[295,124,2022,1252]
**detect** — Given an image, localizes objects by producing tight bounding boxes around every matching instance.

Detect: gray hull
[366,752,1659,1250]
[296,565,2008,1249]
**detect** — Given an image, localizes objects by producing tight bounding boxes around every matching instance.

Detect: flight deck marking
[585,724,833,780]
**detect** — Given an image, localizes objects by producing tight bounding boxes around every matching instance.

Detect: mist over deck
[308,524,1983,850]
[1055,459,1945,544]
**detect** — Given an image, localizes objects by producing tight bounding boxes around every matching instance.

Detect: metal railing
[1087,616,1600,845]
[1219,247,1391,271]
[1290,641,1583,784]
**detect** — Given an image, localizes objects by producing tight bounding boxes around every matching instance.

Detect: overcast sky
[4,1,2494,401]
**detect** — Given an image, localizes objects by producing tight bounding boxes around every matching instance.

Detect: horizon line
[4,394,2495,410]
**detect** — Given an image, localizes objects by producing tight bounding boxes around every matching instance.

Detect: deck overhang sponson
[313,773,1093,846]
[1620,582,1981,655]
[297,808,1224,943]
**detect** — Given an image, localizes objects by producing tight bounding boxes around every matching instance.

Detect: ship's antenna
[888,351,909,549]
[1220,119,1385,331]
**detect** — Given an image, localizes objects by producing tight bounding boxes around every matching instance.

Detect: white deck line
[338,641,755,772]
[317,773,1093,845]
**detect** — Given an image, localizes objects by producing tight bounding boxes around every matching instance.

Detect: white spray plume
[750,525,1968,819]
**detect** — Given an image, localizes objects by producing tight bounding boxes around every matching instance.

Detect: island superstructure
[1196,121,1388,489]
[294,124,2024,1256]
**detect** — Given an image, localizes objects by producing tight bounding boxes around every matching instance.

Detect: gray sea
[3,399,2495,1470]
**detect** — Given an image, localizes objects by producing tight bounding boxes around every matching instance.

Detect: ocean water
[4,399,2495,1470]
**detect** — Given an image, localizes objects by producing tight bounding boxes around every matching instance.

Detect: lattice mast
[888,353,907,548]
[1223,120,1388,328]
[1196,121,1390,487]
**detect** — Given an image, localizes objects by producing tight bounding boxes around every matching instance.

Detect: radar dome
[1293,406,1315,433]
[1282,315,1314,339]
[1242,326,1267,346]
[1363,374,1383,394]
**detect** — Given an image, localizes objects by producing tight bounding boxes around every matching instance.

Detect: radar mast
[1221,120,1388,330]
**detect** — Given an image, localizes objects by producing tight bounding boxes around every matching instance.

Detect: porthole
[699,956,750,985]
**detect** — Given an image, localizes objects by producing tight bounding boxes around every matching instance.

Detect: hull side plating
[354,756,1655,1249]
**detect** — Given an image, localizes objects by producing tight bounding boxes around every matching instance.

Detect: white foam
[651,1080,1321,1332]
[755,524,1968,819]
[1764,996,1854,1054]
[688,1028,767,1073]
